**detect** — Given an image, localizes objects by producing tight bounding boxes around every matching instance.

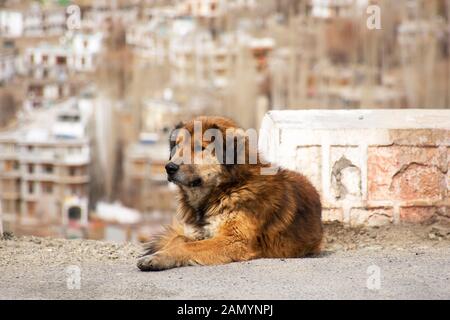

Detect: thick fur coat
[137,116,323,271]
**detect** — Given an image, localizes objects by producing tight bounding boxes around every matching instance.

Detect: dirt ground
[1,222,449,299]
[323,221,450,251]
[1,222,450,268]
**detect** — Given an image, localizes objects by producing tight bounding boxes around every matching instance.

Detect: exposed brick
[350,207,393,227]
[260,110,450,226]
[330,146,361,202]
[368,146,445,201]
[400,207,438,223]
[322,208,344,223]
[391,164,442,201]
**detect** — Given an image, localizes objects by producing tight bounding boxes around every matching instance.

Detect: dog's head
[165,116,258,189]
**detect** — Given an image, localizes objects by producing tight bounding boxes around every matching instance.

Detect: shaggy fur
[137,116,323,271]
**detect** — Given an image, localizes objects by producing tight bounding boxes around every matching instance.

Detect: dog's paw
[137,253,178,271]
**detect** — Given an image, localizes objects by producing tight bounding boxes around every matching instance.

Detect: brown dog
[137,116,323,271]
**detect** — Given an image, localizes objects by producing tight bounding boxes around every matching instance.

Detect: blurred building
[0,40,16,84]
[125,17,171,62]
[141,98,183,133]
[169,30,238,89]
[309,0,360,19]
[17,30,103,109]
[21,43,72,108]
[0,100,91,236]
[123,135,175,241]
[177,0,257,19]
[70,31,104,72]
[1,0,449,240]
[76,0,140,31]
[0,1,66,38]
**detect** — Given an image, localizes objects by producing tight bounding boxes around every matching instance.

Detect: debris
[1,232,15,240]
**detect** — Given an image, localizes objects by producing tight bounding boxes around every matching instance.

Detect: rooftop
[0,99,89,145]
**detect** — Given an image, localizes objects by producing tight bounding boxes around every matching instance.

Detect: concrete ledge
[259,109,450,226]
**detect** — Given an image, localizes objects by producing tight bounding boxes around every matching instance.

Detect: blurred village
[0,0,449,242]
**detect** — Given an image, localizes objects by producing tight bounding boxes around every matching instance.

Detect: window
[70,185,78,195]
[43,183,53,194]
[3,200,12,213]
[56,56,67,65]
[44,164,53,174]
[69,167,77,176]
[28,182,34,194]
[27,201,36,215]
[68,206,81,220]
[4,161,13,171]
[28,164,34,174]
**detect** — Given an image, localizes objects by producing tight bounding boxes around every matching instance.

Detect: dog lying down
[137,116,323,271]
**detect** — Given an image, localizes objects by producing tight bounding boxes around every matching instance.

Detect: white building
[81,0,140,31]
[22,43,71,78]
[141,98,183,134]
[177,0,257,17]
[0,101,91,231]
[0,3,66,38]
[126,19,169,62]
[178,0,226,18]
[123,138,176,217]
[44,7,67,36]
[19,32,103,108]
[71,32,104,72]
[309,0,368,19]
[169,30,241,88]
[0,9,23,38]
[0,43,16,84]
[22,31,104,77]
[21,43,71,108]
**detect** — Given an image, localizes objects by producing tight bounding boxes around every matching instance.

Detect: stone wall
[259,110,450,226]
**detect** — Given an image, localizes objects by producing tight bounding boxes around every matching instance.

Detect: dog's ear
[169,121,185,156]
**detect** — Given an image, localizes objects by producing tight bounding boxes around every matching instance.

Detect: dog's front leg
[140,222,191,257]
[137,235,254,271]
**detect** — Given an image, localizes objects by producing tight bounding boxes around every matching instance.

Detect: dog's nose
[165,162,179,174]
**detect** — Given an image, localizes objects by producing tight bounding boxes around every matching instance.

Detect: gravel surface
[1,223,449,299]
